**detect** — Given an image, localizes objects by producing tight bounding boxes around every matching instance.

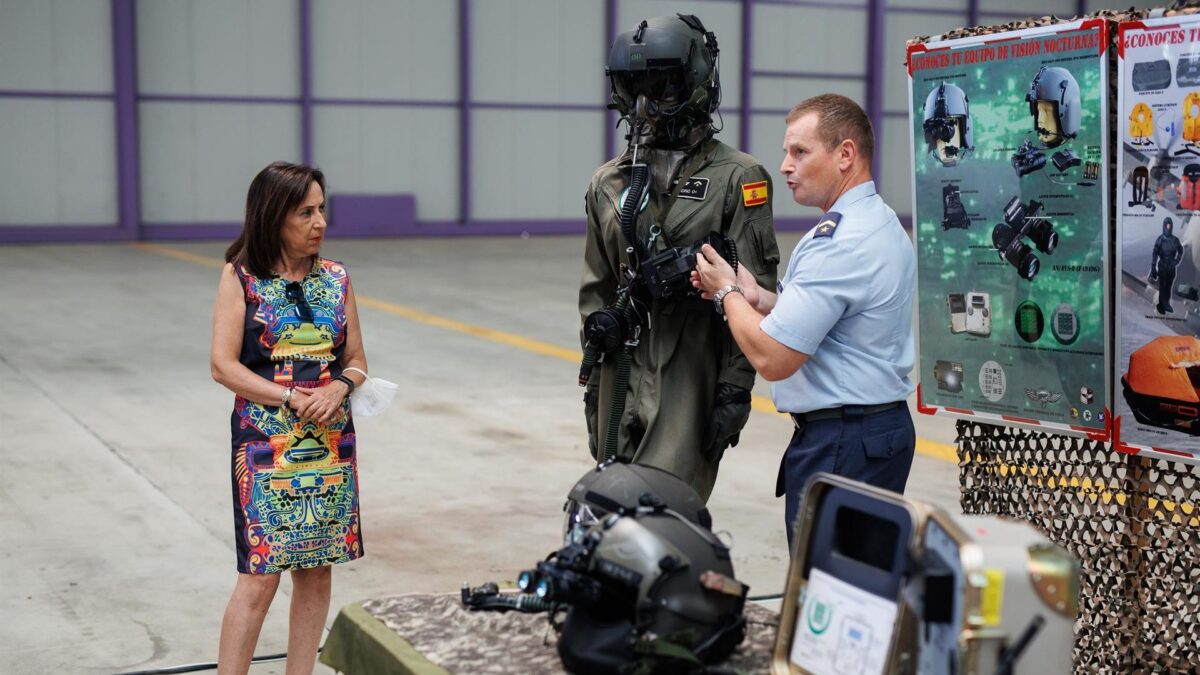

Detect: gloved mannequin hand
[584,380,601,460]
[703,383,752,463]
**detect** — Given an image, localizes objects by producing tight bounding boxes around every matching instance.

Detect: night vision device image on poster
[1115,16,1200,464]
[908,20,1110,435]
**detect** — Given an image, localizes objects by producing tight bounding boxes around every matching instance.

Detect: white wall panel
[618,0,742,114]
[752,4,866,77]
[470,110,603,219]
[137,0,299,97]
[0,99,116,225]
[140,102,301,223]
[748,112,816,220]
[885,12,967,113]
[312,105,459,221]
[879,116,914,218]
[472,0,605,104]
[0,0,111,92]
[312,0,458,101]
[751,77,866,112]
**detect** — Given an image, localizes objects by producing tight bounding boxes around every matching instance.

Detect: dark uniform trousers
[777,403,916,548]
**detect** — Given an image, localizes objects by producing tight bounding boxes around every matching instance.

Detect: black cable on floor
[114,647,320,675]
[747,592,783,602]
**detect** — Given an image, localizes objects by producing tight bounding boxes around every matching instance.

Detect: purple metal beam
[0,225,135,243]
[300,0,313,165]
[752,70,866,81]
[752,0,866,8]
[139,93,301,105]
[313,97,456,108]
[891,6,974,16]
[968,0,980,28]
[459,0,471,225]
[740,0,752,153]
[112,0,139,240]
[865,0,884,189]
[0,90,112,100]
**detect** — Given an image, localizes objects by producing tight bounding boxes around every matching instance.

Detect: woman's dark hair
[225,161,326,278]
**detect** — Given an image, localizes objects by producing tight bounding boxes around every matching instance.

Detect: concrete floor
[0,233,959,674]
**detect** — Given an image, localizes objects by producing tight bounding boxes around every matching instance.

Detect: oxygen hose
[603,345,634,462]
[622,163,650,261]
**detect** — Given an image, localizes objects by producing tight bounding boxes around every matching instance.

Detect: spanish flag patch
[742,180,768,207]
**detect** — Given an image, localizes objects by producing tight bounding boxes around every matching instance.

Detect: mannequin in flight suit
[579,14,779,500]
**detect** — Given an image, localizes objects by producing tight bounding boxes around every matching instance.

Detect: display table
[320,593,780,674]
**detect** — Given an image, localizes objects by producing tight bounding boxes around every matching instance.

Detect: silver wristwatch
[713,284,744,317]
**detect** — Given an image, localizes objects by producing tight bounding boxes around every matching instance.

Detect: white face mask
[342,367,397,417]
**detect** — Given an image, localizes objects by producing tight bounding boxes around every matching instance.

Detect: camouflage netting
[958,421,1200,673]
[918,6,1200,673]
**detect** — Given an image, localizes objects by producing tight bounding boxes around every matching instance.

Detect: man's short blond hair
[786,94,874,162]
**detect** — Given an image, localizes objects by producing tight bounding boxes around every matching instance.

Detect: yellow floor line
[135,242,959,464]
[132,242,225,269]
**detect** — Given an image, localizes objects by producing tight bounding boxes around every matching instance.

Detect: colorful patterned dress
[230,257,363,574]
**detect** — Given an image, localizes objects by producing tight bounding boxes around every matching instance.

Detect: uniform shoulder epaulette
[813,212,842,238]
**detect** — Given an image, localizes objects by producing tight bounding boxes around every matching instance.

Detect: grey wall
[1,0,1108,239]
[0,0,115,226]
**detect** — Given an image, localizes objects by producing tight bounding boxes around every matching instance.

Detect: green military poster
[907,20,1110,436]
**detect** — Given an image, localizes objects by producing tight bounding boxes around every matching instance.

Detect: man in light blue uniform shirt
[693,94,916,546]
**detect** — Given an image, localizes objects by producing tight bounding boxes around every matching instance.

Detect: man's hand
[692,244,760,310]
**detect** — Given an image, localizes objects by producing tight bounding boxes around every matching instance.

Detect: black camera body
[992,197,1057,281]
[1012,140,1047,177]
[640,232,737,300]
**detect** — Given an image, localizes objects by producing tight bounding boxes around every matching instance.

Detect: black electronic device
[992,197,1057,281]
[1012,140,1047,177]
[1052,149,1081,172]
[640,232,737,300]
[941,184,969,230]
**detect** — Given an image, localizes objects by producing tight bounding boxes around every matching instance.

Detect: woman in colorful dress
[210,161,367,675]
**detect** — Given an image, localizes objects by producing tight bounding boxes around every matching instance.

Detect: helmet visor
[563,500,600,545]
[612,69,689,108]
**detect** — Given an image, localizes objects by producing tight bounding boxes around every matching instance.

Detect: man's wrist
[713,285,745,318]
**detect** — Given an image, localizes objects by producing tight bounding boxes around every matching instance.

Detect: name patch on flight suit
[813,212,843,238]
[675,177,709,201]
[742,180,768,207]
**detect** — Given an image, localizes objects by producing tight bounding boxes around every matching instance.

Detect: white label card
[789,568,898,675]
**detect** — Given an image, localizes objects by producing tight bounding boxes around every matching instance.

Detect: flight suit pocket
[747,217,780,270]
[861,429,908,461]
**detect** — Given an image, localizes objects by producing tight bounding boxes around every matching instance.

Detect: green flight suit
[579,138,780,501]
